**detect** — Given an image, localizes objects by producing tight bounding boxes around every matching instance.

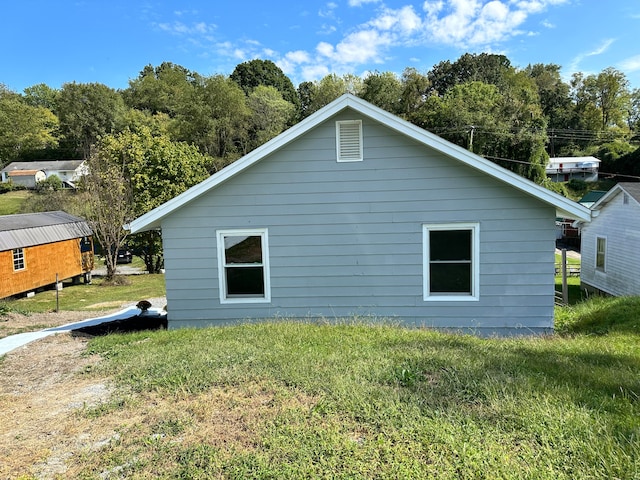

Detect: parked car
[116,249,133,264]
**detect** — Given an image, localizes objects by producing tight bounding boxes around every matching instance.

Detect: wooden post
[56,273,59,313]
[562,249,568,305]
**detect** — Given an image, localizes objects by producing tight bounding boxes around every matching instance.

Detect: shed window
[336,120,363,162]
[217,229,270,303]
[423,223,479,301]
[596,236,606,271]
[13,248,25,271]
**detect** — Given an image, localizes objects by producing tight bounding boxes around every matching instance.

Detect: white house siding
[160,111,557,336]
[581,193,640,296]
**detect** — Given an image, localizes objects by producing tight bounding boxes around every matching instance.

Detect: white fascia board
[588,184,621,212]
[343,95,591,223]
[129,93,591,232]
[129,97,354,233]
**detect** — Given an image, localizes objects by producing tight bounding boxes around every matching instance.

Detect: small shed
[129,94,590,336]
[580,182,640,296]
[6,169,46,188]
[0,211,94,298]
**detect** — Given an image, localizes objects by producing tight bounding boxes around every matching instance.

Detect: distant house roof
[1,160,85,174]
[130,94,590,233]
[578,190,607,208]
[547,156,601,167]
[0,211,92,251]
[589,182,640,212]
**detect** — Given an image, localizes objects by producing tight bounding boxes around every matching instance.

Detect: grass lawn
[60,297,640,479]
[1,273,166,313]
[0,190,33,215]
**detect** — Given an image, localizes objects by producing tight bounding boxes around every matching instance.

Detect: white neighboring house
[1,160,88,188]
[546,156,601,183]
[580,182,640,296]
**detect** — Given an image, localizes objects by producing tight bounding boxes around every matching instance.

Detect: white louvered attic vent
[336,120,363,162]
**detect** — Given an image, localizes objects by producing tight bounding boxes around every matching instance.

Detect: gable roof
[589,182,640,212]
[0,211,92,251]
[129,94,591,233]
[1,160,85,174]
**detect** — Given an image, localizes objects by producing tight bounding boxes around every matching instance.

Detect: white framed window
[596,236,606,271]
[217,229,271,303]
[336,120,363,162]
[423,223,479,301]
[13,248,25,271]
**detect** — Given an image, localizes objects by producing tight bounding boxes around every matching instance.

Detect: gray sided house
[1,160,87,188]
[130,95,590,336]
[580,182,640,297]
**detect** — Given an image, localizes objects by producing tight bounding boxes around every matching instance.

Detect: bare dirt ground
[0,303,163,479]
[0,330,115,479]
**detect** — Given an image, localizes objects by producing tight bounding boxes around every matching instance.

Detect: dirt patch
[0,333,115,479]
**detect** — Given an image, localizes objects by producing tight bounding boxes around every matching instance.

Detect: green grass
[0,190,33,215]
[73,298,640,479]
[1,274,166,313]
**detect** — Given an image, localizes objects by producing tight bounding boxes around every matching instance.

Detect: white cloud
[301,64,331,80]
[567,38,616,76]
[348,0,382,6]
[620,55,640,72]
[155,21,215,36]
[421,0,569,48]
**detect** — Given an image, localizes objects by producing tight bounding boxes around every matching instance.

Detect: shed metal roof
[0,211,92,251]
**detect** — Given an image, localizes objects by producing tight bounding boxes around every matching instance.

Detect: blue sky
[2,0,639,93]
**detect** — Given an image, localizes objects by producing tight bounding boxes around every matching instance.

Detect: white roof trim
[129,94,590,233]
[590,183,640,211]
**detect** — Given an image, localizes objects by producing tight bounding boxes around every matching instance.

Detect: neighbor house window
[596,236,606,271]
[13,248,25,271]
[217,229,270,303]
[336,120,363,162]
[423,223,479,301]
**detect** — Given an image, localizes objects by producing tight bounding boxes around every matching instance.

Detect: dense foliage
[1,53,638,181]
[2,53,639,271]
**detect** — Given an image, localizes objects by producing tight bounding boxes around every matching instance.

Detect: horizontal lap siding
[581,195,640,296]
[162,111,556,334]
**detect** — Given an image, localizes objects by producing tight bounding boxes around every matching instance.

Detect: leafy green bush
[0,181,26,194]
[35,174,63,192]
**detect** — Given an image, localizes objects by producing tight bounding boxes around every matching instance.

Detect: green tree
[22,83,60,111]
[360,71,403,114]
[428,53,513,96]
[123,62,197,117]
[297,81,317,120]
[96,126,212,273]
[303,74,363,117]
[230,59,299,108]
[246,85,296,149]
[398,67,430,120]
[57,82,127,158]
[0,86,59,165]
[173,75,250,164]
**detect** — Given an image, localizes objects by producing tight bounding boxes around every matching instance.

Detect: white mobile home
[545,156,601,183]
[130,95,590,336]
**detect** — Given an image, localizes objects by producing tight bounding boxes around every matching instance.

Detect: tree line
[1,54,639,278]
[2,55,639,176]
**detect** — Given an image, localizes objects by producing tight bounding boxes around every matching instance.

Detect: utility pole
[468,125,476,151]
